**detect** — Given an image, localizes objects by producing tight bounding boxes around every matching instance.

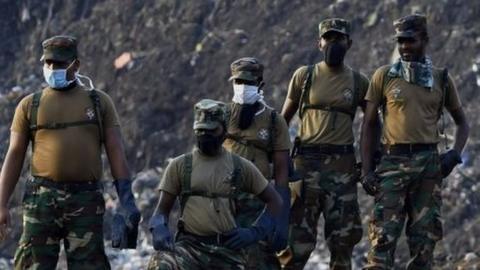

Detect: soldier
[360,14,470,269]
[223,57,291,269]
[0,35,140,269]
[280,18,369,269]
[147,99,283,270]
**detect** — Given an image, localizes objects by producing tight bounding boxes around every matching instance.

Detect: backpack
[298,65,362,125]
[178,152,242,227]
[29,89,105,150]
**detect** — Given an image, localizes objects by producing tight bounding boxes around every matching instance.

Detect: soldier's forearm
[0,149,26,207]
[153,191,176,217]
[453,121,469,154]
[273,151,289,188]
[361,122,376,175]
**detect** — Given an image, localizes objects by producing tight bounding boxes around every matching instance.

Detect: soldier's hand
[440,149,462,178]
[360,171,380,196]
[224,227,259,250]
[0,206,10,242]
[149,214,174,251]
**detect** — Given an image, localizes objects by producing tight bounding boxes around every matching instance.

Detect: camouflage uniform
[365,151,442,269]
[288,151,362,270]
[283,18,367,270]
[363,14,464,270]
[148,236,246,270]
[224,57,291,270]
[15,179,109,270]
[148,99,271,270]
[10,36,120,269]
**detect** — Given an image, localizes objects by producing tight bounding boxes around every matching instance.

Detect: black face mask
[196,134,225,156]
[238,103,259,130]
[324,42,347,67]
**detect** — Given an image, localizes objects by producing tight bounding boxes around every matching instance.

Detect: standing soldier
[281,18,369,269]
[0,35,140,269]
[360,14,469,269]
[147,99,283,270]
[223,57,291,269]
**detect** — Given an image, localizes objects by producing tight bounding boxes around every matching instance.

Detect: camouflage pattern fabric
[14,179,109,270]
[364,151,443,270]
[147,234,247,270]
[285,152,362,270]
[235,192,281,270]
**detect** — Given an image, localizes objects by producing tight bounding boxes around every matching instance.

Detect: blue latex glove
[224,208,275,250]
[112,179,141,249]
[270,185,290,251]
[149,214,174,251]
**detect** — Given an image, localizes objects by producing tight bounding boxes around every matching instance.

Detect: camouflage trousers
[285,152,362,270]
[147,233,247,270]
[14,178,110,270]
[364,151,443,270]
[235,192,281,270]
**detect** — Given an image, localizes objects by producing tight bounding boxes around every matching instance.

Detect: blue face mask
[43,61,77,89]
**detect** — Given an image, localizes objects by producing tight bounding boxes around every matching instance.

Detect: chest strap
[29,89,105,150]
[179,152,242,219]
[299,65,361,121]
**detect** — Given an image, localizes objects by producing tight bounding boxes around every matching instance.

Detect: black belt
[29,177,102,192]
[178,230,232,246]
[298,144,354,155]
[383,144,438,156]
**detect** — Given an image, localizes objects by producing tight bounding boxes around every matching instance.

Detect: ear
[347,38,353,49]
[258,81,265,90]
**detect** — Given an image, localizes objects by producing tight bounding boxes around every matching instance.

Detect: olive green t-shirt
[11,84,120,182]
[223,103,291,178]
[159,148,269,236]
[365,65,461,144]
[287,62,369,145]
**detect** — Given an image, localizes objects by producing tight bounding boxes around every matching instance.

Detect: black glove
[149,214,174,251]
[440,149,462,178]
[112,179,141,249]
[224,208,275,250]
[360,171,380,196]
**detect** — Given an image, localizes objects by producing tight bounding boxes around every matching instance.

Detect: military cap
[318,18,351,37]
[393,14,428,38]
[228,57,264,82]
[40,35,78,62]
[193,99,228,130]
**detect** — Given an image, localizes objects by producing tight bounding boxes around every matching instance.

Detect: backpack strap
[380,65,393,115]
[89,89,104,143]
[298,65,359,121]
[29,91,43,150]
[28,89,105,145]
[267,110,277,163]
[179,152,242,219]
[298,65,315,119]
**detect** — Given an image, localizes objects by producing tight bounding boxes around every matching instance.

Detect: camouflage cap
[40,35,78,62]
[193,99,227,130]
[318,18,351,37]
[393,14,427,38]
[228,57,264,82]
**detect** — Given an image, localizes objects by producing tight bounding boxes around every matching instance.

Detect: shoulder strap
[268,110,277,162]
[298,65,315,119]
[29,91,43,149]
[230,153,242,195]
[179,153,193,216]
[88,89,104,143]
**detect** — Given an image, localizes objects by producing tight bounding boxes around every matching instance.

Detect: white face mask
[232,84,262,104]
[43,61,77,89]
